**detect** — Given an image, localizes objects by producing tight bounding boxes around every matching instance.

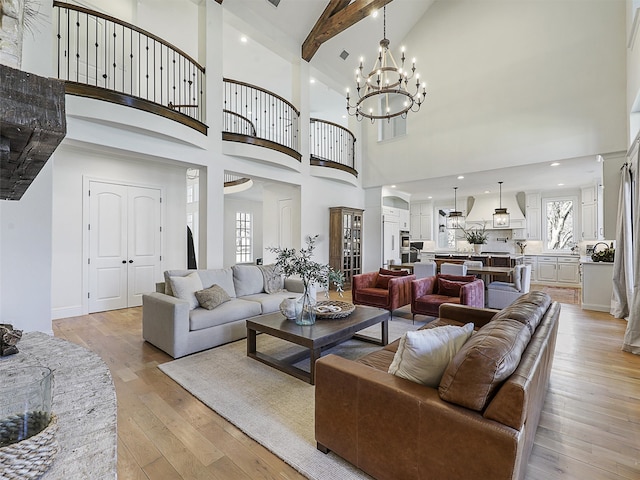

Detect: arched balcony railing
[53,1,207,134]
[223,78,301,161]
[309,118,357,177]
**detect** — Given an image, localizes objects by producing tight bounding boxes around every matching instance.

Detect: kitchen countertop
[580,257,615,265]
[434,252,523,258]
[522,253,581,258]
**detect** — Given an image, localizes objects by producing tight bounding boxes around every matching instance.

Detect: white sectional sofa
[142,264,310,358]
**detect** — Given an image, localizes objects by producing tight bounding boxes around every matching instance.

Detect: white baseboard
[51,305,84,320]
[581,303,611,313]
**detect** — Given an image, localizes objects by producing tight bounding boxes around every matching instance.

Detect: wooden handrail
[223,77,300,116]
[310,117,356,142]
[223,109,257,136]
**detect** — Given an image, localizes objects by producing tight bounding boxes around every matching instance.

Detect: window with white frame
[235,212,253,263]
[378,95,407,141]
[543,197,575,251]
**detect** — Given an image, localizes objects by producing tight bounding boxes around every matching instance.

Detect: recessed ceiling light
[240,36,248,43]
[558,183,564,186]
[484,190,491,194]
[310,78,316,84]
[457,175,464,180]
[550,162,560,167]
[428,196,432,199]
[341,115,347,119]
[372,9,379,18]
[391,185,396,188]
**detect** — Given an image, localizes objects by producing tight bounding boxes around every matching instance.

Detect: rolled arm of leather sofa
[439,303,498,328]
[315,354,520,480]
[142,292,191,358]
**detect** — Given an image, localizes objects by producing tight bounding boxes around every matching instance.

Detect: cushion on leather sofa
[233,265,265,296]
[438,318,532,411]
[491,290,552,334]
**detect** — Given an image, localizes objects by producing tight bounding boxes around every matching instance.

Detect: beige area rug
[159,307,426,480]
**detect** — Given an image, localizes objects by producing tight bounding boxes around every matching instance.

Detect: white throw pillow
[169,272,203,310]
[388,323,474,387]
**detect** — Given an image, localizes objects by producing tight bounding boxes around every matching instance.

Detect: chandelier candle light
[346,5,427,122]
[493,181,510,228]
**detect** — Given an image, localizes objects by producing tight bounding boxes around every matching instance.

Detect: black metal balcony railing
[310,118,357,177]
[223,78,301,161]
[53,1,206,134]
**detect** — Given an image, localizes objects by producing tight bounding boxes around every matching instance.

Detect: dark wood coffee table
[246,305,389,385]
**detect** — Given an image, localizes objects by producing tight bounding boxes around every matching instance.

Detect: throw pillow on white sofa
[169,272,203,310]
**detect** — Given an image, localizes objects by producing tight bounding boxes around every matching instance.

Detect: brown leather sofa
[315,291,560,480]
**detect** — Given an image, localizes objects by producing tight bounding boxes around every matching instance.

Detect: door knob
[129,260,133,263]
[122,260,126,264]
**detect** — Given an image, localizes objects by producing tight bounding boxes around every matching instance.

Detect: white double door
[89,181,162,313]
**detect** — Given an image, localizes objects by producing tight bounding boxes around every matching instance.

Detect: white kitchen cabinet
[581,185,603,241]
[399,209,410,231]
[409,202,432,241]
[537,256,557,282]
[382,206,399,217]
[525,193,541,240]
[532,255,580,285]
[582,261,614,311]
[557,257,580,284]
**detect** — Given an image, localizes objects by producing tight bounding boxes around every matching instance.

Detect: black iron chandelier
[493,181,510,228]
[346,6,427,123]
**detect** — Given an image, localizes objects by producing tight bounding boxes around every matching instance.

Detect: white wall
[628,0,640,144]
[362,0,627,188]
[51,144,187,319]
[0,160,53,333]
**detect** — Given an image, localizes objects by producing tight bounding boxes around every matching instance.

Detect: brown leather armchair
[411,274,485,319]
[352,269,415,319]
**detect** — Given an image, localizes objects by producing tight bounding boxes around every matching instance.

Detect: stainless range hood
[465,193,526,228]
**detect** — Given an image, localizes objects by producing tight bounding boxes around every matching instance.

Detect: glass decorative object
[0,365,53,446]
[295,288,317,326]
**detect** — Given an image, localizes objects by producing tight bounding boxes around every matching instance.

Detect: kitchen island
[434,253,524,267]
[581,258,614,312]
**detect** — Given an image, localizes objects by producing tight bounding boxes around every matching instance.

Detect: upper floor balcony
[54,1,206,135]
[52,2,357,178]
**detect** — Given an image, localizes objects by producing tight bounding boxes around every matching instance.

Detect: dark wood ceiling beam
[302,0,393,62]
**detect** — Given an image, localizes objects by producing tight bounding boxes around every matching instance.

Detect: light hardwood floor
[52,290,640,480]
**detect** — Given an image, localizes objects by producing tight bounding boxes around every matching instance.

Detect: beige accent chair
[487,264,532,309]
[440,263,467,276]
[413,261,437,279]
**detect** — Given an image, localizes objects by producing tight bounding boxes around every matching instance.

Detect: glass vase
[295,288,317,326]
[0,365,53,446]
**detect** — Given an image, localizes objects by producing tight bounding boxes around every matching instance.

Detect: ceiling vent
[339,50,349,60]
[266,0,281,7]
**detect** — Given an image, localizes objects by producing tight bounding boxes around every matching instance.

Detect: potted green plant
[268,235,344,325]
[462,224,488,253]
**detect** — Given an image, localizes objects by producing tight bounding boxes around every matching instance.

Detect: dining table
[387,263,514,285]
[464,265,514,285]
